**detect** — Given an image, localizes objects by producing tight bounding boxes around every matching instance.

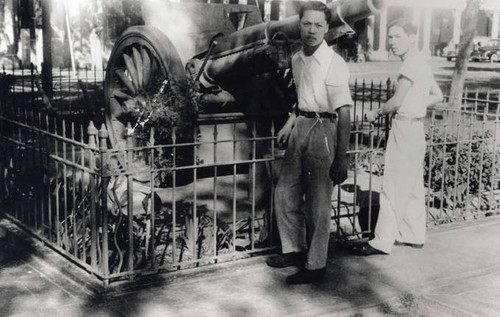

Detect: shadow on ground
[0,209,435,316]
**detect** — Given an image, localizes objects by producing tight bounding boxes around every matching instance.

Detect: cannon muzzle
[201,0,385,87]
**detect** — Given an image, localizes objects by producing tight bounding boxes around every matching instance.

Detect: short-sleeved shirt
[397,52,434,118]
[292,40,353,113]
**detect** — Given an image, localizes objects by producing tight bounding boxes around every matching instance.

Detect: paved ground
[1,215,500,317]
[348,57,500,92]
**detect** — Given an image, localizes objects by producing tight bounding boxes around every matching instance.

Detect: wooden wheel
[104,26,187,148]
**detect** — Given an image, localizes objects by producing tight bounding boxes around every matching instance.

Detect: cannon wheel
[104,26,187,148]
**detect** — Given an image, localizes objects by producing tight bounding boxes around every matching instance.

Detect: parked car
[444,44,459,61]
[471,39,500,62]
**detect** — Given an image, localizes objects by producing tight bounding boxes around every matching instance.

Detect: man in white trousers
[355,19,443,256]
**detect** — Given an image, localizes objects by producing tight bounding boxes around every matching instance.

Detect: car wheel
[447,57,452,61]
[490,54,498,63]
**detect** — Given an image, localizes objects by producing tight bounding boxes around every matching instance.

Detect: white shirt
[397,52,433,118]
[292,40,353,113]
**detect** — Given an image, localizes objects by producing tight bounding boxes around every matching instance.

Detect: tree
[41,0,52,94]
[448,0,480,109]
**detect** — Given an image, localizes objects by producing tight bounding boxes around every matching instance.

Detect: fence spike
[87,121,98,147]
[125,122,134,147]
[125,122,133,136]
[172,126,177,144]
[98,124,108,149]
[149,127,155,146]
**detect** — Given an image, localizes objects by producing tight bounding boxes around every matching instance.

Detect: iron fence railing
[1,66,500,285]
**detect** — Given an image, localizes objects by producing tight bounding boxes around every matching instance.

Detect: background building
[367,0,500,60]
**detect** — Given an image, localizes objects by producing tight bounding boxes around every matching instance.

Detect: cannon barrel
[202,0,385,86]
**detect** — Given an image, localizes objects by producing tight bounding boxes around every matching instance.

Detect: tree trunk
[0,0,5,38]
[448,0,480,109]
[41,0,53,94]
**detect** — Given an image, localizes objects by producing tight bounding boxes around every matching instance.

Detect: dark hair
[299,1,332,25]
[387,18,417,35]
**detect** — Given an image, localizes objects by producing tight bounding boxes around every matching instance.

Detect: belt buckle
[315,112,323,123]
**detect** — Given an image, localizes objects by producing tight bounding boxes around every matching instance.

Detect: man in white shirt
[266,1,352,284]
[355,19,443,256]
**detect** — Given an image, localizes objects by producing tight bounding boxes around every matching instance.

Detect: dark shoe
[286,268,326,285]
[394,241,424,249]
[266,252,306,268]
[353,243,388,256]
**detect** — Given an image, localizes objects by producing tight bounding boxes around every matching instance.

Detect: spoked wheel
[104,26,188,148]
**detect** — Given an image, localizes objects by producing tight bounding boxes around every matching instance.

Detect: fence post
[149,128,157,271]
[30,64,35,111]
[126,122,135,280]
[353,78,358,127]
[385,77,392,147]
[87,121,98,269]
[99,123,110,285]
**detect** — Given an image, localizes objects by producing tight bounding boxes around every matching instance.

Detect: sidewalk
[1,216,499,317]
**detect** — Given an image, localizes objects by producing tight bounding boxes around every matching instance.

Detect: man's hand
[277,115,295,149]
[329,156,348,185]
[364,110,379,123]
[277,125,292,149]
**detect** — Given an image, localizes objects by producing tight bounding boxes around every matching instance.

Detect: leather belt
[394,113,424,122]
[298,109,337,120]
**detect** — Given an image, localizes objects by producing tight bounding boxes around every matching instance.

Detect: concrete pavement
[1,215,500,317]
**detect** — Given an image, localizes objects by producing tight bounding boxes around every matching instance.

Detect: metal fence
[1,66,500,285]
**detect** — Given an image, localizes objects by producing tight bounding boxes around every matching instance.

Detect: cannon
[103,0,385,203]
[104,0,385,150]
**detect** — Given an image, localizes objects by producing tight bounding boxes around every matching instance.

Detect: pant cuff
[368,239,392,254]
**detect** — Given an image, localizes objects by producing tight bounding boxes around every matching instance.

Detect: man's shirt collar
[298,40,332,65]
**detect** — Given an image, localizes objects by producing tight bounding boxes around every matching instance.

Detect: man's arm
[324,56,352,184]
[365,75,412,121]
[277,112,297,149]
[426,76,443,107]
[330,104,350,184]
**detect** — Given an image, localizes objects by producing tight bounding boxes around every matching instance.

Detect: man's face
[299,10,329,48]
[388,25,415,56]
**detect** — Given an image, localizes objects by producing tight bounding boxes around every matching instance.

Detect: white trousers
[369,119,427,254]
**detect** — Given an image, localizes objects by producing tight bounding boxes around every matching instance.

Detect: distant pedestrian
[355,18,443,256]
[89,25,104,71]
[266,1,352,284]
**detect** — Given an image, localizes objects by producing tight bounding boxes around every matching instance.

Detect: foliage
[348,133,386,176]
[424,127,495,212]
[121,79,199,187]
[352,147,385,176]
[106,197,237,272]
